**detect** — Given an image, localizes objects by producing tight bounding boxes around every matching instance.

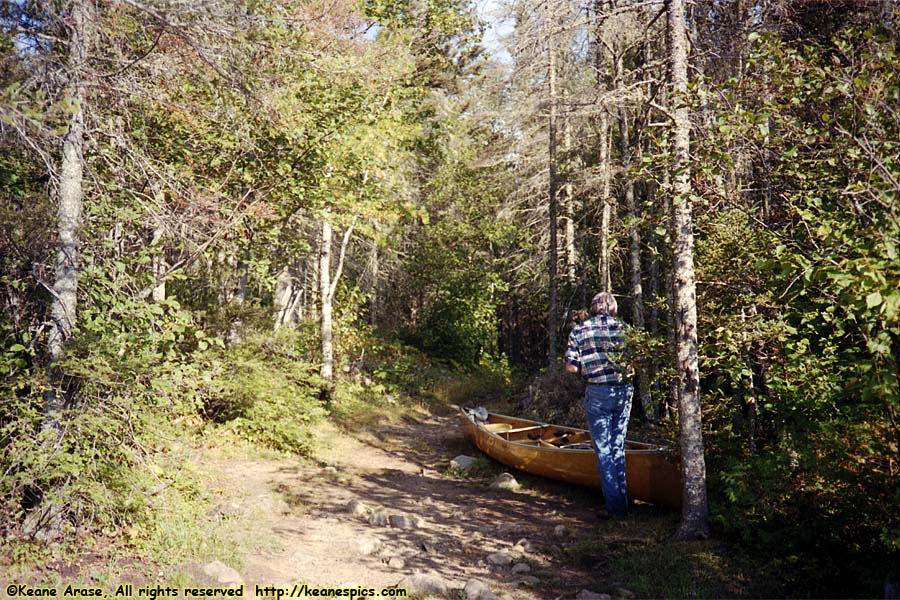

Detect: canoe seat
[485,423,513,432]
[502,424,547,435]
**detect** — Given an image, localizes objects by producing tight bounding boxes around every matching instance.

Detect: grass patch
[609,541,744,598]
[554,508,792,599]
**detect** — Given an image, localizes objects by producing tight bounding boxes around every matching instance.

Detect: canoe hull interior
[460,409,682,509]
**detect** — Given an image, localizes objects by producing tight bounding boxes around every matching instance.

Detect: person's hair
[590,292,618,317]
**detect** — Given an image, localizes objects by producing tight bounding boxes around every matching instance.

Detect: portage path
[200,406,632,600]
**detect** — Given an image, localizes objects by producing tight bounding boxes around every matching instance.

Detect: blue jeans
[585,383,634,516]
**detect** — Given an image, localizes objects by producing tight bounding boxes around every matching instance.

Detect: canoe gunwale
[468,409,672,455]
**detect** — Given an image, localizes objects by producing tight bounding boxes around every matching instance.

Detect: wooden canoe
[460,408,682,508]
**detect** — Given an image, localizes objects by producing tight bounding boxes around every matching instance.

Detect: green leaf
[8,344,26,352]
[866,291,883,309]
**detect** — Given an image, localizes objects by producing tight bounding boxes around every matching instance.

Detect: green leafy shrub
[166,329,326,455]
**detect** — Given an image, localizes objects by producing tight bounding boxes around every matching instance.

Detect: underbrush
[1,298,515,576]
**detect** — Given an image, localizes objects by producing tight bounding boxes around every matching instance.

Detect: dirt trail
[203,406,615,599]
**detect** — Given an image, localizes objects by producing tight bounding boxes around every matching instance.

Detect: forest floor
[167,401,770,599]
[3,400,782,599]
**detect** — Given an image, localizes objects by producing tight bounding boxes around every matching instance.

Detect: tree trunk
[563,95,577,286]
[319,217,355,383]
[319,219,334,382]
[598,109,612,292]
[593,1,612,294]
[274,265,293,330]
[668,0,710,540]
[44,0,92,427]
[151,222,166,302]
[547,12,559,367]
[369,238,379,326]
[616,54,651,422]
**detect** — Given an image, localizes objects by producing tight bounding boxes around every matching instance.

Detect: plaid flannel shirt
[564,315,628,384]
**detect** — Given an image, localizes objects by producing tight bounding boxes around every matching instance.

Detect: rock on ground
[387,513,424,529]
[368,510,390,527]
[490,472,521,491]
[486,552,513,566]
[397,571,449,597]
[463,579,503,600]
[346,499,369,517]
[511,562,531,574]
[202,561,243,586]
[450,455,478,472]
[514,538,536,553]
[354,536,382,556]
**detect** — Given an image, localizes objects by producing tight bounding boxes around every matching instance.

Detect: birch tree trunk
[151,222,166,302]
[668,0,710,540]
[593,3,612,294]
[369,238,379,326]
[563,96,577,286]
[274,266,293,330]
[598,109,612,293]
[547,11,559,367]
[44,0,92,426]
[319,220,334,382]
[319,217,355,383]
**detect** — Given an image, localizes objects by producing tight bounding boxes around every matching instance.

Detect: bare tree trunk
[319,220,334,382]
[369,238,379,326]
[598,109,612,292]
[593,0,612,294]
[547,12,559,367]
[616,54,651,422]
[44,0,92,427]
[563,95,577,286]
[226,255,247,343]
[668,0,710,540]
[319,217,355,383]
[665,238,677,422]
[274,265,293,330]
[151,222,166,302]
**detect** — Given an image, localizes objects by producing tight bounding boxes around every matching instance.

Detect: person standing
[564,292,633,518]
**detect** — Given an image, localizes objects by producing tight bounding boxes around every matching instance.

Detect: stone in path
[450,455,478,473]
[463,579,503,600]
[397,571,449,597]
[514,538,536,553]
[202,561,243,586]
[486,551,513,567]
[346,499,369,517]
[387,513,424,529]
[490,472,521,491]
[368,510,390,527]
[354,536,381,556]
